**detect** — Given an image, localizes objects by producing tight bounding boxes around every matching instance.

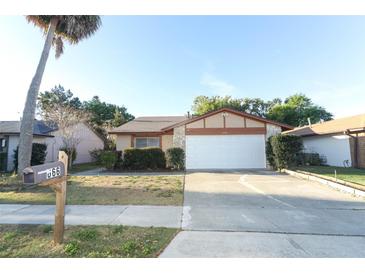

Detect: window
[135,137,160,148]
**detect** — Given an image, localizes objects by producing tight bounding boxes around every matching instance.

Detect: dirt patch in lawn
[0,175,184,206]
[0,224,178,258]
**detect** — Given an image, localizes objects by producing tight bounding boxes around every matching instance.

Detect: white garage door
[186,135,266,169]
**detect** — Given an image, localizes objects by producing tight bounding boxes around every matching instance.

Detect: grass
[0,224,178,258]
[69,162,101,174]
[293,166,365,186]
[0,175,184,205]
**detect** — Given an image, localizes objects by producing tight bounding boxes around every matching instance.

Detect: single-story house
[283,113,365,168]
[109,108,292,169]
[0,120,104,172]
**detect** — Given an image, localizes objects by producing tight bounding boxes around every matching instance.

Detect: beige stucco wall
[186,119,204,128]
[246,118,265,128]
[161,134,173,151]
[173,125,186,150]
[225,114,245,128]
[116,135,132,151]
[43,123,104,164]
[205,113,224,128]
[266,124,282,140]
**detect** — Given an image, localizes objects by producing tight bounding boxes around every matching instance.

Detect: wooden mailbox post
[23,151,68,244]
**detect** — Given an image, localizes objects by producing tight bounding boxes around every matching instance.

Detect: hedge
[100,150,118,170]
[122,147,166,170]
[166,147,185,170]
[13,143,47,172]
[268,135,303,170]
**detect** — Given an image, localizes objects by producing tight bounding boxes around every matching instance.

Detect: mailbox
[23,161,65,185]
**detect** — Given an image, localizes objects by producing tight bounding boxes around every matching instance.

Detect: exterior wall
[186,119,204,128]
[116,135,132,151]
[246,118,265,128]
[161,134,173,151]
[266,124,282,140]
[205,113,224,128]
[173,125,186,150]
[43,123,104,164]
[225,115,245,128]
[358,134,365,168]
[302,135,352,167]
[6,135,19,172]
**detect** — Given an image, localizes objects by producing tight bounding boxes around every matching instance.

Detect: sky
[1,15,365,120]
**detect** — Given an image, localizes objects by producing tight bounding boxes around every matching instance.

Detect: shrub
[269,135,303,170]
[89,148,103,163]
[100,150,117,170]
[13,143,47,172]
[297,152,326,166]
[266,136,276,169]
[123,147,166,170]
[166,147,185,170]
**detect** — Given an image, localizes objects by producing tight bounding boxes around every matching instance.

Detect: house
[283,113,365,168]
[109,108,292,169]
[0,120,104,172]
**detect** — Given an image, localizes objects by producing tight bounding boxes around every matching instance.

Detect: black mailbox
[23,161,66,185]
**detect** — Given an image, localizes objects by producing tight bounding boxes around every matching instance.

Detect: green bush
[100,150,117,170]
[123,147,166,170]
[298,152,325,166]
[89,148,103,163]
[166,147,185,170]
[269,135,303,170]
[266,136,276,169]
[13,143,47,172]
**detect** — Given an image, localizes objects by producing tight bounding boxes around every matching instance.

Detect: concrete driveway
[161,170,365,257]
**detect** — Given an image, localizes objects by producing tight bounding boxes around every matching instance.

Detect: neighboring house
[283,113,365,168]
[0,121,104,172]
[109,108,292,169]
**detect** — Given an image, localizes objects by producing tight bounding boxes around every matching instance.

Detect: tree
[38,85,82,118]
[191,93,332,127]
[18,16,101,174]
[191,95,270,117]
[266,94,333,126]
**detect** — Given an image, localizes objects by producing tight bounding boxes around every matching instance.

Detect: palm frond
[54,36,64,58]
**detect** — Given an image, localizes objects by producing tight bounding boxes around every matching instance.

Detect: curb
[282,169,365,198]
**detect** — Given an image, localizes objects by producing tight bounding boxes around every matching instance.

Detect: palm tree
[18,16,101,175]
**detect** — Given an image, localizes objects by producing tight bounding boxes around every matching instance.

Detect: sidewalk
[0,204,183,228]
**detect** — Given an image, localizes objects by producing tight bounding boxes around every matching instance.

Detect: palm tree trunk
[17,17,59,175]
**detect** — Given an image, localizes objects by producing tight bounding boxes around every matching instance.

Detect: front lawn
[292,166,365,186]
[69,162,101,174]
[0,224,178,258]
[0,175,184,205]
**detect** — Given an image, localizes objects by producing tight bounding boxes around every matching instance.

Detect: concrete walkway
[0,204,182,228]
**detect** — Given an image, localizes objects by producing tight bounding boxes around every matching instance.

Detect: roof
[162,108,294,131]
[283,113,365,137]
[0,121,57,137]
[110,108,293,134]
[109,116,187,133]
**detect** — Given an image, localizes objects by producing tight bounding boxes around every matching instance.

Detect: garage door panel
[186,135,266,169]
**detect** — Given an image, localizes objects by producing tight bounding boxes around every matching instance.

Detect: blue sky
[1,16,365,120]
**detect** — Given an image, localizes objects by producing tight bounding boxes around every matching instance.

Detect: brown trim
[244,117,247,128]
[159,135,162,149]
[203,118,206,128]
[223,115,226,128]
[186,127,266,135]
[161,107,293,131]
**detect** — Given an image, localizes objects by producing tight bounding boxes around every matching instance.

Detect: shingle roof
[283,113,365,137]
[0,121,56,136]
[110,116,187,133]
